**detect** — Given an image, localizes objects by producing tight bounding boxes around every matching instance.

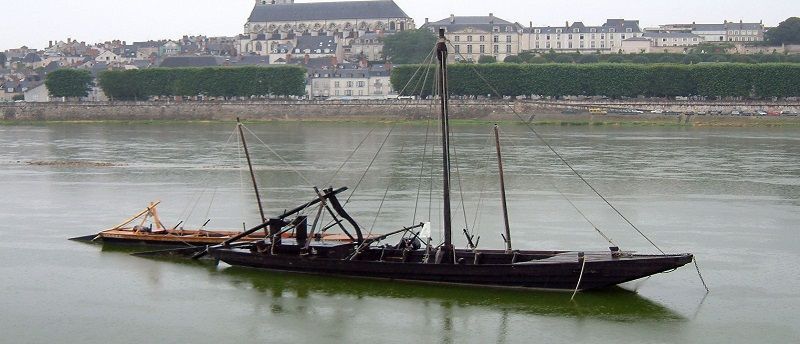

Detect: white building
[307,64,393,99]
[642,32,704,47]
[522,19,643,53]
[421,14,525,62]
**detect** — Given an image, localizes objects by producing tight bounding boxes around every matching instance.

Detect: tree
[765,17,800,45]
[607,55,625,63]
[45,69,93,98]
[578,54,599,64]
[382,29,437,64]
[503,55,522,63]
[0,52,7,67]
[478,55,497,64]
[554,55,574,63]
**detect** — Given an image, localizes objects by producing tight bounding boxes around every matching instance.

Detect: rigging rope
[446,41,665,255]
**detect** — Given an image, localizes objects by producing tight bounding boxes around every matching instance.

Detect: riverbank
[2,100,800,126]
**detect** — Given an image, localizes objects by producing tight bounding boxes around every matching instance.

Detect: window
[534,29,541,34]
[557,42,561,48]
[591,34,595,39]
[568,42,573,48]
[621,34,626,40]
[580,34,584,40]
[347,81,353,87]
[505,26,511,32]
[358,90,363,96]
[480,45,485,53]
[609,28,615,33]
[579,41,584,48]
[480,35,485,42]
[493,26,500,33]
[590,28,596,33]
[626,28,632,33]
[601,34,605,40]
[535,42,540,49]
[556,28,562,33]
[506,35,512,43]
[506,45,512,53]
[601,41,605,48]
[454,45,460,53]
[357,81,365,87]
[467,45,472,53]
[546,42,551,48]
[590,41,595,48]
[454,36,460,42]
[493,36,499,43]
[335,81,340,88]
[546,35,550,40]
[467,35,473,42]
[568,34,573,40]
[345,90,352,96]
[335,90,340,96]
[493,45,499,53]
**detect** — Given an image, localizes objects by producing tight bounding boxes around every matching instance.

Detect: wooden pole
[494,125,512,253]
[237,118,267,224]
[436,28,453,261]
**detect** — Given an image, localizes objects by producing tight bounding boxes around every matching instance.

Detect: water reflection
[212,265,682,321]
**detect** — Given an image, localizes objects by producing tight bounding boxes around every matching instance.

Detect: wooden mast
[494,125,512,253]
[436,28,454,261]
[237,118,267,224]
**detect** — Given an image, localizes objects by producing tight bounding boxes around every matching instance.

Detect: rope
[694,257,710,292]
[368,142,407,235]
[241,124,313,186]
[571,255,587,301]
[446,41,665,255]
[322,127,376,187]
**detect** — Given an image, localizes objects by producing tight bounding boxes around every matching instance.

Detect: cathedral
[238,0,415,61]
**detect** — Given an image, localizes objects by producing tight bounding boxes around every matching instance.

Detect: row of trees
[45,69,93,98]
[97,66,306,100]
[502,51,800,64]
[765,17,800,45]
[391,63,800,99]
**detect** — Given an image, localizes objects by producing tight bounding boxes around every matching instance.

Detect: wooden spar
[237,118,267,224]
[494,125,512,253]
[220,187,350,247]
[436,28,454,260]
[102,201,162,231]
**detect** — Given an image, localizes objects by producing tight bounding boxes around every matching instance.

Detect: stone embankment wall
[1,100,799,125]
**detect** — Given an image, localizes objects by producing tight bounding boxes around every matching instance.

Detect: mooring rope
[694,257,710,292]
[446,41,665,255]
[571,254,588,301]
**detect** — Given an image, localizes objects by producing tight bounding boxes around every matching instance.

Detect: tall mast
[494,125,512,253]
[237,118,267,224]
[436,29,453,256]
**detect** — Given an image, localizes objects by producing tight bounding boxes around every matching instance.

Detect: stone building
[642,32,704,47]
[421,14,525,62]
[522,19,643,53]
[651,20,765,43]
[238,0,414,61]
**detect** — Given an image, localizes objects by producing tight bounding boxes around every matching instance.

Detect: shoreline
[2,100,800,127]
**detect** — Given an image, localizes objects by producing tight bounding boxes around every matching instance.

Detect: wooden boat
[203,30,695,292]
[73,121,359,248]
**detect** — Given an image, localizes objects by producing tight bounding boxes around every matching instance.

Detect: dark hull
[211,247,693,291]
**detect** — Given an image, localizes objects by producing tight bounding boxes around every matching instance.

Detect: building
[422,14,525,62]
[239,0,414,60]
[642,32,704,47]
[651,20,765,43]
[522,19,643,53]
[307,63,393,99]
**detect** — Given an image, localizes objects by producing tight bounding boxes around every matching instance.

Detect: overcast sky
[2,0,797,51]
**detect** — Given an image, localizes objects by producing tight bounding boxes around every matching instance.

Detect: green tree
[607,55,625,63]
[503,55,522,63]
[382,29,437,64]
[765,17,800,45]
[554,55,574,63]
[478,55,497,64]
[45,69,93,98]
[578,54,599,64]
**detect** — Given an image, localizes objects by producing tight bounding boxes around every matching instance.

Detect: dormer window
[573,28,579,33]
[534,29,541,34]
[556,28,562,33]
[609,28,616,33]
[493,26,500,33]
[590,28,596,33]
[505,26,511,32]
[626,28,632,33]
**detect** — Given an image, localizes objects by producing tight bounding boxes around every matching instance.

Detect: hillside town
[0,0,795,102]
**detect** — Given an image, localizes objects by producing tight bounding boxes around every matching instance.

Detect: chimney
[49,41,53,48]
[450,14,455,24]
[68,38,72,43]
[489,13,494,24]
[425,18,429,25]
[566,21,569,28]
[530,21,533,29]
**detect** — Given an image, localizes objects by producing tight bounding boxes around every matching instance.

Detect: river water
[1,122,798,343]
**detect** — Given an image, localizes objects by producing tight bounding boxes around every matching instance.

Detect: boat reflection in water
[214,265,682,321]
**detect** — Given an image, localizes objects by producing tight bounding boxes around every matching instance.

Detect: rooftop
[248,1,410,23]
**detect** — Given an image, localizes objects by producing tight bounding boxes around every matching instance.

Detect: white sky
[1,0,797,51]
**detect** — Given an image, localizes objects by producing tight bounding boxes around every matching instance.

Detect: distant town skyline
[2,0,797,51]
